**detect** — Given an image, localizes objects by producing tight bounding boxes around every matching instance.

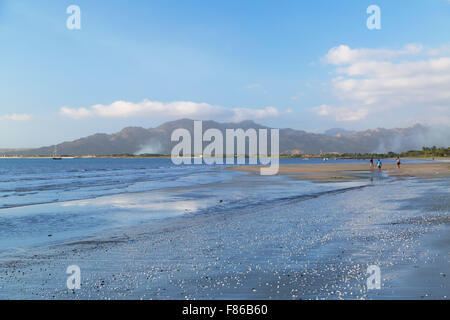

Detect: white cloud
[245,83,262,89]
[315,44,450,124]
[0,113,32,121]
[324,44,423,65]
[60,99,287,122]
[312,104,369,122]
[60,107,91,119]
[291,92,305,101]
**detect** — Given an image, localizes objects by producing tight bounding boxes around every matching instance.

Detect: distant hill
[324,128,356,137]
[3,120,448,156]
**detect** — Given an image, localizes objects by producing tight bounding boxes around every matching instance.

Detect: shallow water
[0,158,447,299]
[0,158,430,209]
[0,158,372,251]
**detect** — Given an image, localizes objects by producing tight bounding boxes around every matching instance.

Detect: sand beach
[230,162,450,180]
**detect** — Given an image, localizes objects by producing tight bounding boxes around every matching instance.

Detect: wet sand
[0,170,448,300]
[230,162,450,180]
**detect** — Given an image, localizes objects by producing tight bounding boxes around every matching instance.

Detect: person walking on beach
[377,159,382,171]
[370,158,374,169]
[396,157,401,169]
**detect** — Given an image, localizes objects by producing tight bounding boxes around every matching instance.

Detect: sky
[0,0,449,148]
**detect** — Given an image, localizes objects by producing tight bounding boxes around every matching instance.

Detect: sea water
[0,158,431,251]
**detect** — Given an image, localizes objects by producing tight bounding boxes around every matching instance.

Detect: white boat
[52,145,62,160]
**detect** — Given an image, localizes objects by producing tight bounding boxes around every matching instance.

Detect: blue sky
[1,0,449,147]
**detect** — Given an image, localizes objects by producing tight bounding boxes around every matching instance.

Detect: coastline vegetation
[1,147,449,159]
[282,146,449,159]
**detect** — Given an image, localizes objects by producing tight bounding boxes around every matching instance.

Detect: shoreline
[0,156,171,159]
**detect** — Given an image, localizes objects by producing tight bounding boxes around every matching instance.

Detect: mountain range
[3,119,448,156]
